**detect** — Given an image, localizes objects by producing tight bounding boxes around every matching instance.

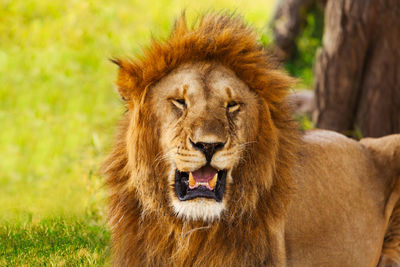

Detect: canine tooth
[189,172,196,188]
[208,173,218,189]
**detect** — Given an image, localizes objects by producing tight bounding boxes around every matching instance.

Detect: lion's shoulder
[302,129,356,147]
[300,129,364,158]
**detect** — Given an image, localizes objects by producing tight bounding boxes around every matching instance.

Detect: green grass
[1,217,110,266]
[1,0,288,265]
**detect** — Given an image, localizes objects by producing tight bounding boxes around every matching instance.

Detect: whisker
[237,141,257,148]
[153,149,175,167]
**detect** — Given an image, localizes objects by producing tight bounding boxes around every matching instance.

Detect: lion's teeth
[208,173,218,189]
[189,172,218,190]
[189,172,196,188]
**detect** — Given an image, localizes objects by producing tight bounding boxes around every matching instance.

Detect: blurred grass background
[0,0,318,265]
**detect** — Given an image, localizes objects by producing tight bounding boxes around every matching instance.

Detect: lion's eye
[227,101,240,113]
[171,99,186,110]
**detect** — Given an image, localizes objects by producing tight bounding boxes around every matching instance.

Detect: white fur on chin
[172,198,225,222]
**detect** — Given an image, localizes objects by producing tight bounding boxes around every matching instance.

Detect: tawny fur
[103,13,400,266]
[104,13,299,266]
[361,135,400,267]
[380,201,400,266]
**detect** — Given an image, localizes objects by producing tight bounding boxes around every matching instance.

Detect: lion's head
[105,12,298,226]
[150,62,266,221]
[104,13,300,266]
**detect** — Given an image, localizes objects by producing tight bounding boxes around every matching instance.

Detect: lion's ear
[110,58,142,102]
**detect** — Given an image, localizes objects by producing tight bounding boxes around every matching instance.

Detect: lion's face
[149,62,261,221]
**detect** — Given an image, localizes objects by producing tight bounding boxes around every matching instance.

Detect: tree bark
[271,0,326,60]
[314,0,400,137]
[272,0,317,60]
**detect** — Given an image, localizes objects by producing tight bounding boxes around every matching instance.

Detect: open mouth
[174,165,227,202]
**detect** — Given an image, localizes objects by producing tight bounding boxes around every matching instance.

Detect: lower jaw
[172,198,226,221]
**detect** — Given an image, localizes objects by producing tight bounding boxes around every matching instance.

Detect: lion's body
[104,13,400,266]
[286,131,400,266]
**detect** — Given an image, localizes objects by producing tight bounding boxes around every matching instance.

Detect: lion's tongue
[189,165,218,190]
[192,165,217,182]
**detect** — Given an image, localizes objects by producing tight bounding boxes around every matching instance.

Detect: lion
[103,14,400,266]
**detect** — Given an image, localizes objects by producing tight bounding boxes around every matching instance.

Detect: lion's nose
[190,140,225,162]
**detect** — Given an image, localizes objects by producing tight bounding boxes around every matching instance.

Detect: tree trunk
[272,0,316,60]
[314,0,400,138]
[271,0,326,60]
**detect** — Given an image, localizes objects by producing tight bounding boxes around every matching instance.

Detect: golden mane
[103,13,300,266]
[113,13,293,107]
